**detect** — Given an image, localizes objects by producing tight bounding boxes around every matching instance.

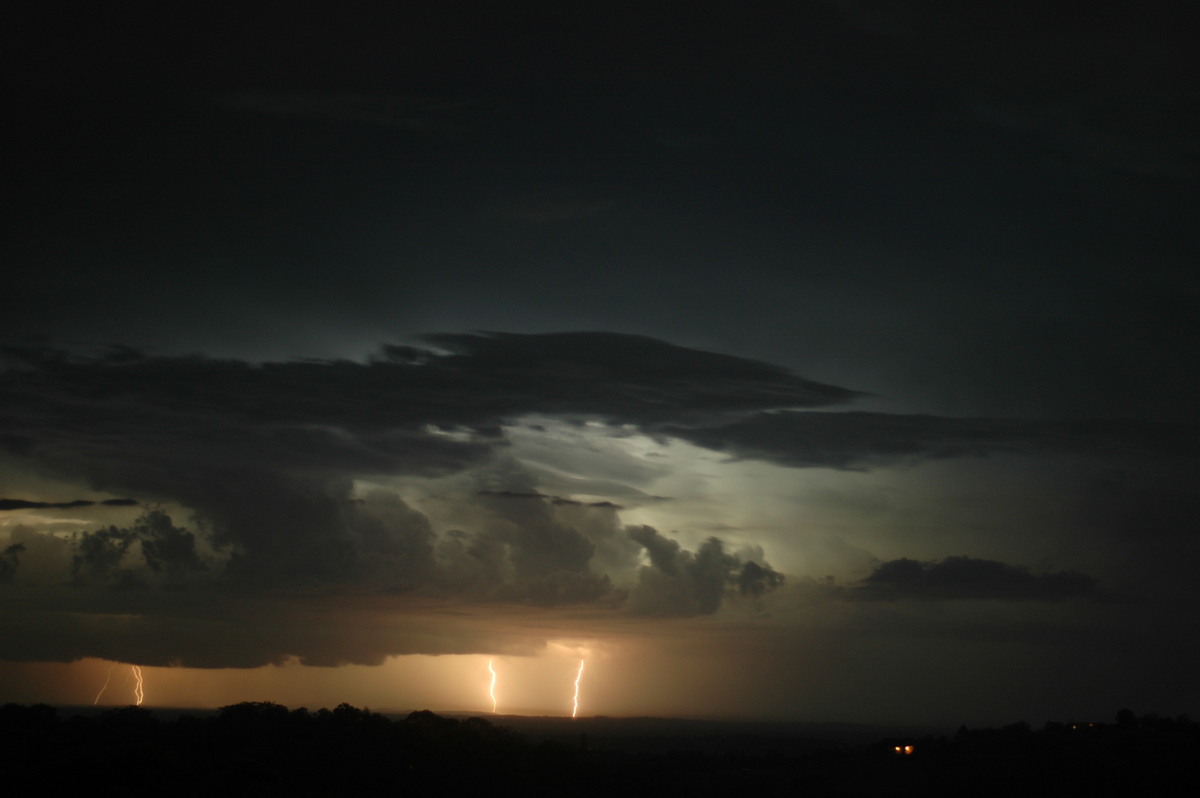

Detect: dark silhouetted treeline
[1,702,1196,796]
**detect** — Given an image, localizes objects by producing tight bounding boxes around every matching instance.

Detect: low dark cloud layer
[853,556,1099,602]
[666,411,1200,470]
[7,334,1188,506]
[0,498,138,510]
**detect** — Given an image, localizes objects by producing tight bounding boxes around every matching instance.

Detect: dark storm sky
[7,4,1195,416]
[1,4,1197,723]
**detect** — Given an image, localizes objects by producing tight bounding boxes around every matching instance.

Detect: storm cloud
[0,498,138,510]
[626,527,784,616]
[0,544,24,583]
[852,556,1099,602]
[0,333,1184,670]
[2,1,1197,725]
[664,411,1200,470]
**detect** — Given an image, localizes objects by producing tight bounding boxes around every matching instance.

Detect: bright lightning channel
[487,659,497,714]
[131,665,144,706]
[93,662,116,705]
[572,659,585,718]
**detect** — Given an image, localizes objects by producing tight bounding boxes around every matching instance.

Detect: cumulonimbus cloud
[0,332,1164,667]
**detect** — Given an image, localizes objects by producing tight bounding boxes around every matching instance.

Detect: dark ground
[3,702,1197,796]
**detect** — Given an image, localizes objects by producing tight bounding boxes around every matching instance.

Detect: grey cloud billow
[0,544,24,582]
[0,494,780,666]
[428,491,780,613]
[625,526,783,616]
[0,332,853,583]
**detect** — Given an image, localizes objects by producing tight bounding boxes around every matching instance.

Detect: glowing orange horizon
[487,659,497,714]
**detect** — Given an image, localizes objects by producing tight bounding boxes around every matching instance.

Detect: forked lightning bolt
[93,662,116,705]
[487,659,497,714]
[572,659,585,718]
[131,665,144,706]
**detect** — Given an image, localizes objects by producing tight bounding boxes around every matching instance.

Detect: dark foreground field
[2,703,1197,796]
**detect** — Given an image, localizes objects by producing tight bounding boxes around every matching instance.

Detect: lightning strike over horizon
[93,662,115,705]
[572,659,585,718]
[131,665,144,706]
[487,659,497,714]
